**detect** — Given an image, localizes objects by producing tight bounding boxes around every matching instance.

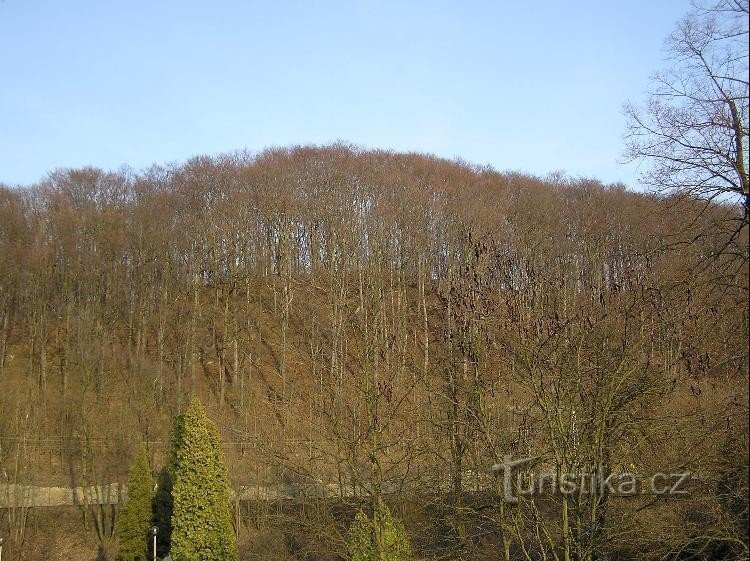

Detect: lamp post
[150,526,158,561]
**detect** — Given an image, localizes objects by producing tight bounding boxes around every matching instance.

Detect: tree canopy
[625,0,749,228]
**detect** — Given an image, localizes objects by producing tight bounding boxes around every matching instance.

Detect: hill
[0,144,748,560]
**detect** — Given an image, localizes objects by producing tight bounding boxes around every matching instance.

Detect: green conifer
[346,501,413,561]
[116,444,154,561]
[170,397,237,561]
[151,414,185,557]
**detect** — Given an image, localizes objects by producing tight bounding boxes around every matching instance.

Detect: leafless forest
[0,144,748,560]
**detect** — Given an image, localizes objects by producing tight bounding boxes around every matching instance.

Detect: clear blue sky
[1,0,690,187]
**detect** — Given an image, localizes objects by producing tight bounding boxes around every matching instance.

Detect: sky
[0,0,692,188]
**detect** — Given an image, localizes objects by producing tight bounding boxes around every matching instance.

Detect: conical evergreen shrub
[116,444,154,561]
[151,414,185,557]
[346,501,413,561]
[170,397,237,561]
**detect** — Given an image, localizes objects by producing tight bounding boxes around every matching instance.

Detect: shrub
[151,414,185,557]
[169,397,237,561]
[116,444,154,561]
[346,501,413,561]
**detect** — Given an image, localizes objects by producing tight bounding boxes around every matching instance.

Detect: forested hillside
[1,144,748,560]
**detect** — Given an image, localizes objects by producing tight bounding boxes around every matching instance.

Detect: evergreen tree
[116,444,154,561]
[170,397,237,561]
[151,414,185,557]
[151,467,173,558]
[346,501,413,561]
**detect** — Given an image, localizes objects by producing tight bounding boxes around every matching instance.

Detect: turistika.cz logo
[491,455,691,504]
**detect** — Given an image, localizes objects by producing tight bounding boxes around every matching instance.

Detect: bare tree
[624,0,749,230]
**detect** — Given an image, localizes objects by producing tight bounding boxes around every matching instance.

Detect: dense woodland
[0,144,748,560]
